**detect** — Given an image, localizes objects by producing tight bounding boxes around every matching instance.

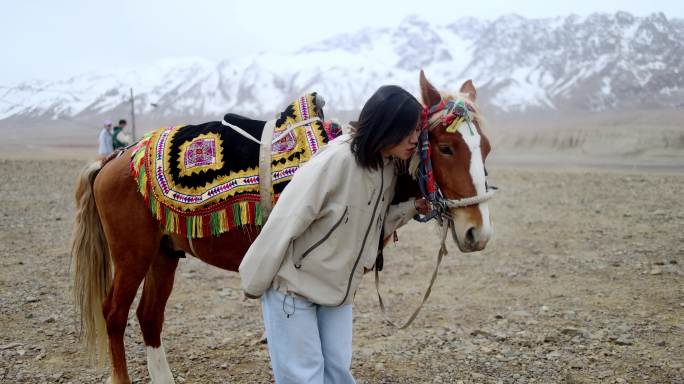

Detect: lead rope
[374,221,449,329]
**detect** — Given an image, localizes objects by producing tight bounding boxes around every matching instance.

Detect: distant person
[112,119,129,150]
[97,120,114,159]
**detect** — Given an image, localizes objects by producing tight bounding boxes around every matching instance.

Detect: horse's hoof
[105,376,132,384]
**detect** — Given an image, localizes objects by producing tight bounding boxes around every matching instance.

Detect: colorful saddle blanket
[130,93,342,238]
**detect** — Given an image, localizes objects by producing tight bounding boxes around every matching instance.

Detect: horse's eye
[438,144,453,156]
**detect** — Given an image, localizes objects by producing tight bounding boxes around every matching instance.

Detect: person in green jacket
[112,119,128,149]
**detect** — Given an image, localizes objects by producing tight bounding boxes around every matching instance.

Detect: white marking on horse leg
[146,343,175,384]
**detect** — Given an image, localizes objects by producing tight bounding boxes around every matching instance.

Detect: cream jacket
[238,134,417,306]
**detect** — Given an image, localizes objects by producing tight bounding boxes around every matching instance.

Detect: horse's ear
[314,93,326,119]
[314,93,326,109]
[419,70,441,108]
[460,80,477,102]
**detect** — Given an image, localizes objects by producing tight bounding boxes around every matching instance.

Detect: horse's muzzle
[451,221,490,252]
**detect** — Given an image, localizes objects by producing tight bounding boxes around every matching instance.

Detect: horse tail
[70,160,111,365]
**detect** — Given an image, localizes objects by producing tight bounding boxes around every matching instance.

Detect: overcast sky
[0,0,680,85]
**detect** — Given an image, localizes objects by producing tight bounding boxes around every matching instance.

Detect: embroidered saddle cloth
[130,93,342,238]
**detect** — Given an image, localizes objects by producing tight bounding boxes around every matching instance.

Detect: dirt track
[0,158,682,383]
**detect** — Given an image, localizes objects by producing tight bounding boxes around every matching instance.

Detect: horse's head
[418,71,493,252]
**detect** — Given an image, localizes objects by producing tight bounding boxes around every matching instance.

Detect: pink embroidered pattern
[272,130,296,154]
[133,93,332,229]
[184,138,216,168]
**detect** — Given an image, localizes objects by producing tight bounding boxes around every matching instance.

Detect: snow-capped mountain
[1,11,682,122]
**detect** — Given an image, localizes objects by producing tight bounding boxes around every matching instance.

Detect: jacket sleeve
[239,147,347,298]
[383,198,418,235]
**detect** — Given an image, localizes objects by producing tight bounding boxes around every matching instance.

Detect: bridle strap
[416,102,497,219]
[375,100,498,329]
[444,187,497,208]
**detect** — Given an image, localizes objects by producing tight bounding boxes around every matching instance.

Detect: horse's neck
[391,172,421,205]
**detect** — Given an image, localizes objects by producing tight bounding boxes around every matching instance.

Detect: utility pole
[130,87,136,142]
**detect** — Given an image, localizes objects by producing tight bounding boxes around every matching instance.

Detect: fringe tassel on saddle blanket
[128,93,341,239]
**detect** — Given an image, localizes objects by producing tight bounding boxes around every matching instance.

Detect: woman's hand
[414,198,429,215]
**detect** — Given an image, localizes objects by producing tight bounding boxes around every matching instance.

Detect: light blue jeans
[261,288,356,384]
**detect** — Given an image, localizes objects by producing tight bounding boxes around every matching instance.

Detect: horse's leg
[95,152,161,384]
[102,252,154,384]
[136,245,179,384]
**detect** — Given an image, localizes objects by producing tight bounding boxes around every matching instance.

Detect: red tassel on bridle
[418,106,437,196]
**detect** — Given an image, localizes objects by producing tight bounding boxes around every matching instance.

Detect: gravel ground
[0,158,682,383]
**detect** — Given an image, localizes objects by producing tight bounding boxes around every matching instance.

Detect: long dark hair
[351,85,422,170]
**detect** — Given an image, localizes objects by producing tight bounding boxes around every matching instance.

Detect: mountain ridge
[1,11,681,122]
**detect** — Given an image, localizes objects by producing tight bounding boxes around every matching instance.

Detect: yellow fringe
[240,202,248,225]
[219,210,227,231]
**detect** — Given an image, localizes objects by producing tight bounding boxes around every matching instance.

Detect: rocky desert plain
[1,109,682,383]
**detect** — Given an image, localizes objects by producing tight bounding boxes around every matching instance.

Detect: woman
[239,85,428,383]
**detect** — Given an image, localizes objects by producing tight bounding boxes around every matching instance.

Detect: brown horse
[70,72,493,384]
